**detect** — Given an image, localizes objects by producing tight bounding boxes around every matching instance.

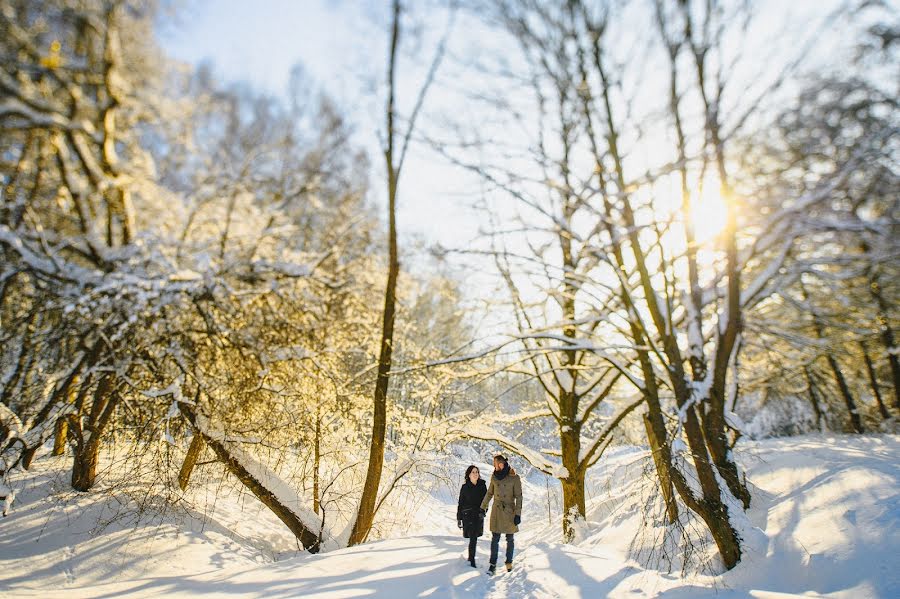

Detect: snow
[1,435,898,598]
[189,410,335,548]
[464,422,564,478]
[724,410,747,432]
[0,401,23,444]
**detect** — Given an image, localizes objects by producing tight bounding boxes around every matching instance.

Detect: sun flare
[691,186,729,244]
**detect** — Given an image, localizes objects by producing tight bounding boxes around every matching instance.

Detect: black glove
[479,509,486,519]
[514,515,521,526]
[457,519,463,529]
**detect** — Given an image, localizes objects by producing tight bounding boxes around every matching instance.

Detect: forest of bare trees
[1,0,896,574]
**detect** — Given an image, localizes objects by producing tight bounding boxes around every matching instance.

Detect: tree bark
[52,373,79,457]
[21,445,39,469]
[71,434,102,492]
[684,0,750,511]
[644,414,678,524]
[52,418,68,456]
[804,366,825,431]
[701,404,751,509]
[178,402,321,552]
[645,392,742,569]
[802,282,864,433]
[874,303,900,412]
[349,0,401,547]
[313,406,321,515]
[70,374,118,492]
[826,354,864,433]
[178,434,206,491]
[560,471,586,541]
[861,341,890,419]
[560,420,584,541]
[862,245,900,411]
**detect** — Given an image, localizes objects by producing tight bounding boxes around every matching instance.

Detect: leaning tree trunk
[178,434,206,491]
[178,402,321,552]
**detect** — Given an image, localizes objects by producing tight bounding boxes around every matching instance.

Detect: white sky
[159,0,484,251]
[157,0,878,334]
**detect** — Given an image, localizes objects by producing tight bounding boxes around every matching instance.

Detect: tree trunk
[863,249,900,411]
[560,472,586,542]
[203,433,320,552]
[0,321,32,409]
[71,436,101,492]
[645,394,742,569]
[559,420,584,542]
[644,414,678,524]
[52,373,79,457]
[70,373,118,491]
[875,313,900,411]
[52,418,68,456]
[701,405,751,509]
[803,281,864,433]
[21,445,39,469]
[681,405,742,568]
[861,341,890,419]
[313,407,321,515]
[178,434,206,491]
[349,0,401,547]
[178,402,321,552]
[884,324,900,411]
[826,354,864,433]
[804,366,825,431]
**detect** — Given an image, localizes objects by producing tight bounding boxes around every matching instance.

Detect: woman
[456,465,487,567]
[479,454,522,575]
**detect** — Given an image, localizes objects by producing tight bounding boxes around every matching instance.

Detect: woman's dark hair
[465,464,480,481]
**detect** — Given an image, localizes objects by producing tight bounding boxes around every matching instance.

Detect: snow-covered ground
[1,435,897,598]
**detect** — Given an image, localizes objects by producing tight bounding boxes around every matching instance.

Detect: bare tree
[350,0,451,545]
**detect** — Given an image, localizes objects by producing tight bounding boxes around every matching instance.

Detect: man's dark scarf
[494,462,511,480]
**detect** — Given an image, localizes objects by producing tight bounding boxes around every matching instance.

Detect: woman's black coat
[456,478,487,538]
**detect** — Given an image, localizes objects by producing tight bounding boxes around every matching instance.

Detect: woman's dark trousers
[489,532,514,564]
[468,536,478,561]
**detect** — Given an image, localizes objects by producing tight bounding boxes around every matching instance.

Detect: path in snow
[1,435,897,598]
[2,532,855,598]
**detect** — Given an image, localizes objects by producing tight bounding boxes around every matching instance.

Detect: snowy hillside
[1,435,897,598]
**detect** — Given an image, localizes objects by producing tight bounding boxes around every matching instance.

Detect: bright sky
[157,0,873,335]
[159,0,483,254]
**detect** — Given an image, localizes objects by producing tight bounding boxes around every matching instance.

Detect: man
[479,454,522,574]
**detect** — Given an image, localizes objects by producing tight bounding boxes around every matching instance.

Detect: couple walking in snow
[456,454,523,575]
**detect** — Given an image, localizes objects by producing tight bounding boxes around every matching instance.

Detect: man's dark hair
[493,454,507,464]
